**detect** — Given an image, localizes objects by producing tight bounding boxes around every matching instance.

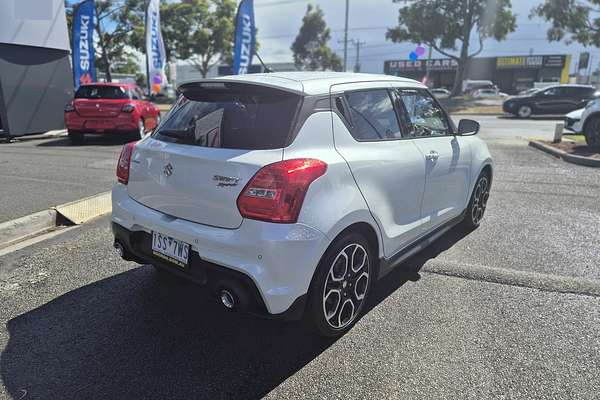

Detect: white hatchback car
[112,72,493,336]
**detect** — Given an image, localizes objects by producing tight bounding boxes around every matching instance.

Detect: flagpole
[144,0,151,97]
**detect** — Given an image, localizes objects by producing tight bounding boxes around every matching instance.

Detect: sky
[253,0,600,74]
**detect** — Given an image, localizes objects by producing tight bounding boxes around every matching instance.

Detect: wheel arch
[582,112,600,132]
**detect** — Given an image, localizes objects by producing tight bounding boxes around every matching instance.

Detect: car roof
[178,71,424,96]
[79,82,137,89]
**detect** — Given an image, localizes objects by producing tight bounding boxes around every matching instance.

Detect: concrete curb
[0,210,57,247]
[423,261,600,298]
[528,140,600,168]
[0,191,111,248]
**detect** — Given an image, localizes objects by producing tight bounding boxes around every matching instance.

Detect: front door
[395,89,472,232]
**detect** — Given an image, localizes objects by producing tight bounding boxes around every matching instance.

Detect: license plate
[151,231,190,268]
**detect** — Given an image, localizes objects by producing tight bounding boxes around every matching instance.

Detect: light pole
[343,0,349,71]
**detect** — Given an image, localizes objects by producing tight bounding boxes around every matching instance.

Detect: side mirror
[458,119,480,135]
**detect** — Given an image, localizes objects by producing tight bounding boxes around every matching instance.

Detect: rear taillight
[116,141,137,184]
[237,158,327,223]
[122,103,135,113]
[64,103,75,112]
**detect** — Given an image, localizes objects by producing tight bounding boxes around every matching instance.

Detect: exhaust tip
[219,289,236,310]
[114,241,125,258]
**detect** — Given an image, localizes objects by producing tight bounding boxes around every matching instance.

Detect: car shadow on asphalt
[0,227,471,399]
[36,135,136,147]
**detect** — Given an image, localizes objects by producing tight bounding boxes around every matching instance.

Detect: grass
[563,134,587,143]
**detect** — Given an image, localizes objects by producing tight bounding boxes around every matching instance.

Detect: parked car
[64,83,161,142]
[111,72,493,337]
[564,108,584,133]
[503,84,599,118]
[462,79,495,95]
[472,89,508,98]
[569,99,600,147]
[431,88,451,99]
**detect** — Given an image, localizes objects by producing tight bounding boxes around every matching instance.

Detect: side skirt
[377,211,466,279]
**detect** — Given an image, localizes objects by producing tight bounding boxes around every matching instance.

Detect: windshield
[75,86,130,100]
[153,90,301,150]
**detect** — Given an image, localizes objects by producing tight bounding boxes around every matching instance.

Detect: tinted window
[344,90,402,141]
[153,90,301,150]
[398,90,450,137]
[566,87,594,97]
[75,85,130,99]
[541,87,567,97]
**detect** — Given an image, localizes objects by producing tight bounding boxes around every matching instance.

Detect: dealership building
[384,55,571,94]
[0,0,73,137]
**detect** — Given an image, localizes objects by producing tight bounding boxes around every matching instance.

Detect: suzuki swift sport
[111,72,493,337]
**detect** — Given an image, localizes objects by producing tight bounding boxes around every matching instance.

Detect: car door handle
[425,151,439,161]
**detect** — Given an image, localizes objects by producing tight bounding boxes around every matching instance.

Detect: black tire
[584,116,600,148]
[305,231,374,337]
[517,105,533,119]
[68,130,84,143]
[461,171,491,230]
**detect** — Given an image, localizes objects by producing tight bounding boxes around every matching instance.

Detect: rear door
[127,85,302,229]
[331,85,427,257]
[396,89,471,233]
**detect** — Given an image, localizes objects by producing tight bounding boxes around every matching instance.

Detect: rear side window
[343,89,402,141]
[153,89,301,150]
[75,85,130,99]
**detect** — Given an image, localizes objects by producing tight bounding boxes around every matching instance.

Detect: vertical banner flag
[72,0,96,89]
[232,0,256,75]
[146,0,167,95]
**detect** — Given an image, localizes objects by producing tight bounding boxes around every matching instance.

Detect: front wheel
[461,172,491,230]
[584,116,600,148]
[517,105,532,119]
[305,232,374,337]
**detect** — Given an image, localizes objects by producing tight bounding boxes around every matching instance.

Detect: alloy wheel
[322,243,370,330]
[471,176,490,225]
[518,105,532,118]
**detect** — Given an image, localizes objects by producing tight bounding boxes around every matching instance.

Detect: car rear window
[153,87,302,150]
[75,85,130,99]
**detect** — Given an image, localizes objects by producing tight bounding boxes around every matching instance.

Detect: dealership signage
[232,0,256,75]
[145,0,168,95]
[72,0,96,89]
[386,58,458,73]
[496,55,566,69]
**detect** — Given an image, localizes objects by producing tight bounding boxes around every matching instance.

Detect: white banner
[145,0,167,94]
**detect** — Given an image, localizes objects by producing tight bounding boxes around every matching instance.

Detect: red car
[64,83,161,142]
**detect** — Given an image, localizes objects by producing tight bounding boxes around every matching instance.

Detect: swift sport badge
[213,175,239,187]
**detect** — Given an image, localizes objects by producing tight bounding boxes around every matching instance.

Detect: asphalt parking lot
[1,115,599,399]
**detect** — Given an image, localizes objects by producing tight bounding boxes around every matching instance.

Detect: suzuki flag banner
[232,0,256,75]
[146,0,167,95]
[72,0,96,89]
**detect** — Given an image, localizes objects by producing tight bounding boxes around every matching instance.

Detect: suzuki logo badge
[163,163,173,177]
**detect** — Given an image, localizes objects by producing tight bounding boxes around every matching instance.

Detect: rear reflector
[116,141,137,184]
[237,158,327,223]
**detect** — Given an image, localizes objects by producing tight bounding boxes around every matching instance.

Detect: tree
[532,0,600,47]
[146,0,236,78]
[387,0,517,96]
[291,4,342,71]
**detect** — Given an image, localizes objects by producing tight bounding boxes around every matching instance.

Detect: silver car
[111,72,493,336]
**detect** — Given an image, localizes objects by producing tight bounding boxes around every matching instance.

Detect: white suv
[112,72,493,336]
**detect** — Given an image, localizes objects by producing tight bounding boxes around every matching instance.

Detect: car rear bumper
[65,113,137,133]
[111,183,330,316]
